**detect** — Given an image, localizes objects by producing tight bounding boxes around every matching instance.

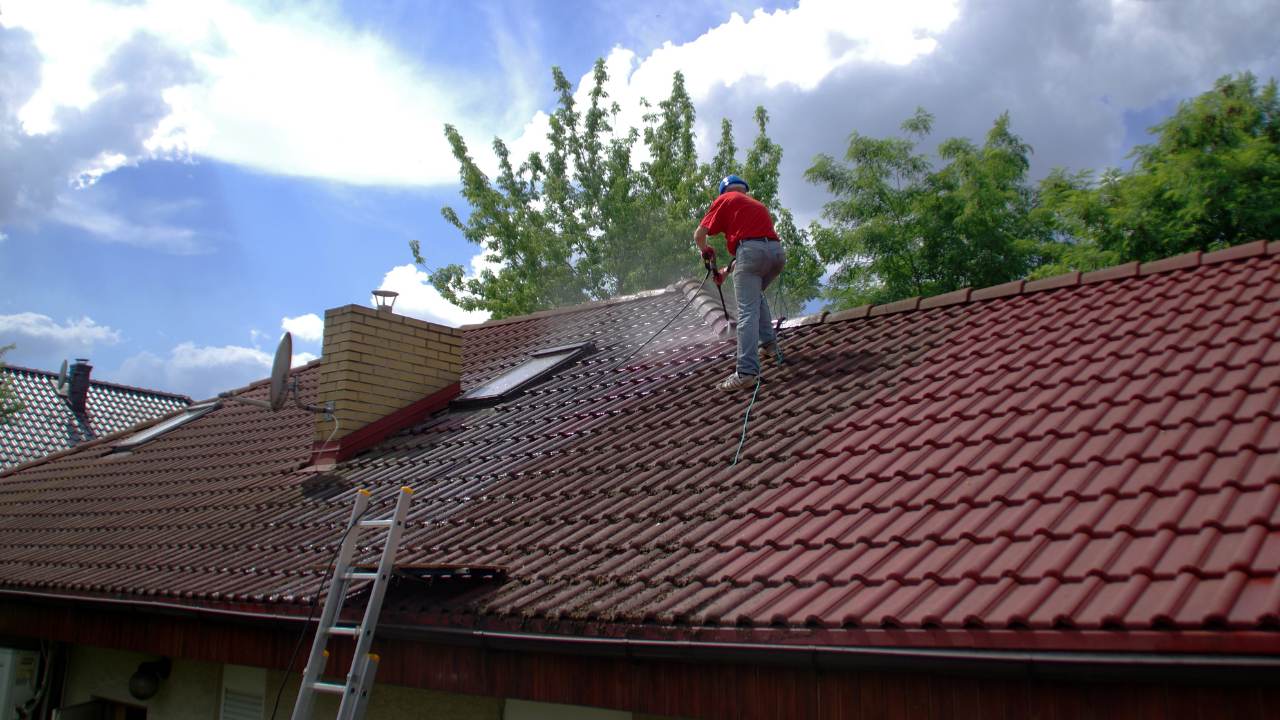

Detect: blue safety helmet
[718,174,750,195]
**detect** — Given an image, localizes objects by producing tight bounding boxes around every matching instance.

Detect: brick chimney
[68,358,92,417]
[315,303,463,449]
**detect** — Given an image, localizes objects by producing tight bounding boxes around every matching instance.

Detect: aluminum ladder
[291,486,413,720]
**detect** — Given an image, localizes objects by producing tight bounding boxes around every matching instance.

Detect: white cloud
[0,313,122,363]
[0,23,197,233]
[1,0,961,191]
[3,0,519,188]
[47,192,209,254]
[114,339,315,400]
[376,264,490,327]
[506,0,961,166]
[281,312,323,343]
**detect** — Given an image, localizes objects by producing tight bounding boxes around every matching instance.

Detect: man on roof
[694,174,787,392]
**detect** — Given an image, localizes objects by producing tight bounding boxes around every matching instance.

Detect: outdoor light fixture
[128,658,171,700]
[372,289,398,312]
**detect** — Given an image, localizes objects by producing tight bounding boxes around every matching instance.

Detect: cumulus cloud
[3,0,527,187]
[376,264,490,327]
[281,312,324,343]
[505,0,1280,226]
[506,1,961,168]
[0,312,121,364]
[0,22,203,247]
[5,0,1276,225]
[114,340,315,400]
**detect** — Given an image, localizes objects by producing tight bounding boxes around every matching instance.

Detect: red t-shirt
[699,191,779,256]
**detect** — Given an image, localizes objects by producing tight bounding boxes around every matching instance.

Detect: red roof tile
[1,251,1279,655]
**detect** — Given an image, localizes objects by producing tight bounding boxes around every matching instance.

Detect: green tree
[740,107,822,317]
[1039,72,1280,269]
[421,61,820,319]
[0,345,22,425]
[807,108,1050,307]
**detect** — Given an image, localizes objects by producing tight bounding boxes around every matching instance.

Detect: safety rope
[730,374,763,466]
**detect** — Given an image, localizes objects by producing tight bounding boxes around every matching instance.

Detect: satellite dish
[269,332,293,411]
[54,359,70,397]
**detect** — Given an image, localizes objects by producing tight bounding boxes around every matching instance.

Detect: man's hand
[700,246,716,263]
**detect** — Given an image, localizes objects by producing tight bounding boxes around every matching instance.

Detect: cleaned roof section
[0,244,1277,654]
[0,366,191,470]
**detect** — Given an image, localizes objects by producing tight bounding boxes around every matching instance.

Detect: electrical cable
[321,411,341,451]
[269,500,375,720]
[609,268,710,373]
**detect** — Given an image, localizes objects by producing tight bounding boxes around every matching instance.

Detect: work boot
[760,341,785,365]
[716,372,758,392]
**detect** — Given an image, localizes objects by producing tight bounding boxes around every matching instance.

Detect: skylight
[454,342,595,407]
[115,402,218,449]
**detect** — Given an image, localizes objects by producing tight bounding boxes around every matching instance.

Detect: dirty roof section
[0,366,191,470]
[1,245,1278,654]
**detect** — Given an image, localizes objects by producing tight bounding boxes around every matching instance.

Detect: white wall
[60,644,681,720]
[60,646,220,720]
[59,644,504,719]
[263,667,502,719]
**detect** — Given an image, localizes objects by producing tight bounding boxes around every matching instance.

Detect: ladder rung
[343,571,379,581]
[357,518,393,529]
[327,625,360,637]
[310,681,347,695]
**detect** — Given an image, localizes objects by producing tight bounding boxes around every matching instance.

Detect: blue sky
[2,0,1278,399]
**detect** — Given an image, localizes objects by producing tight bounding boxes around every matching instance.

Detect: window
[220,665,266,720]
[454,342,595,407]
[115,402,217,450]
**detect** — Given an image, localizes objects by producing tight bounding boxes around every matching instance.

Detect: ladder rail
[350,654,379,719]
[291,489,371,720]
[336,486,413,719]
[290,486,413,720]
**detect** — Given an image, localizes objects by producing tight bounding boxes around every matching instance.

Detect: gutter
[378,624,1280,683]
[4,588,1278,683]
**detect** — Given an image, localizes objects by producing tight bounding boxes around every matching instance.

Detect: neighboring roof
[0,241,1278,657]
[0,365,191,470]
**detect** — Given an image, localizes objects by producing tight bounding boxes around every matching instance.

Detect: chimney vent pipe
[68,358,92,417]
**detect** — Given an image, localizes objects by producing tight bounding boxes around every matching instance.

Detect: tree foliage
[806,108,1051,307]
[429,64,1277,319]
[422,60,820,319]
[1037,72,1280,272]
[0,344,22,425]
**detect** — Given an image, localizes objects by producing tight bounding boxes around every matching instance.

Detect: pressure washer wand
[705,259,729,319]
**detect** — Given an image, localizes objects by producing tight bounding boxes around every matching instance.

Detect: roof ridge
[193,357,324,403]
[1,364,193,402]
[674,277,734,338]
[781,240,1279,329]
[460,287,679,330]
[460,276,742,336]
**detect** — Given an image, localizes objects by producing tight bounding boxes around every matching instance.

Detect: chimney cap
[372,290,399,312]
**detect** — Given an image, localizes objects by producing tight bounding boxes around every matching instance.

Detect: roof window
[454,342,595,407]
[115,402,218,449]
